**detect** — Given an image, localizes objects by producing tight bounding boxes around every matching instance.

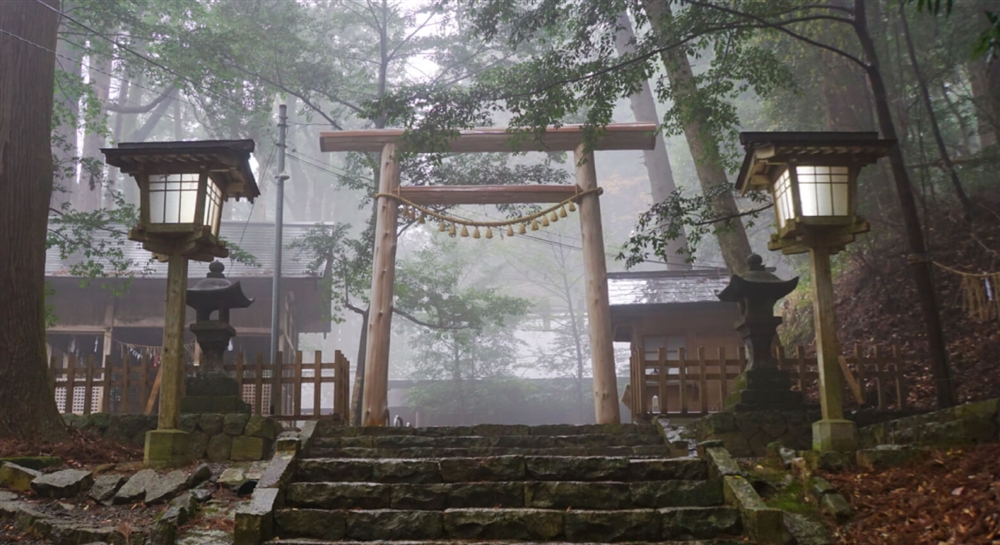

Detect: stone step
[294,457,707,483]
[312,433,666,450]
[313,423,662,439]
[273,506,742,542]
[285,480,722,510]
[306,445,672,459]
[264,537,754,545]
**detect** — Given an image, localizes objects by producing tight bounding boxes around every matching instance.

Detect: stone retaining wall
[689,410,819,457]
[858,398,999,449]
[63,413,284,462]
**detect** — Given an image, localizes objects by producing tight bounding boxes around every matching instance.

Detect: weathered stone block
[629,458,708,481]
[390,483,448,510]
[114,469,157,505]
[630,480,723,508]
[346,509,442,540]
[31,469,93,498]
[526,481,630,509]
[235,488,278,545]
[198,413,225,436]
[372,459,441,483]
[206,434,233,462]
[296,459,372,482]
[89,474,126,504]
[525,455,629,481]
[286,482,391,509]
[564,509,660,542]
[856,444,930,470]
[145,470,189,504]
[224,413,251,436]
[444,508,561,540]
[185,431,210,460]
[705,447,742,481]
[0,463,41,492]
[144,429,190,469]
[439,456,525,482]
[244,415,283,441]
[0,456,61,471]
[274,507,345,540]
[819,493,852,521]
[723,475,785,545]
[660,506,742,539]
[231,436,267,461]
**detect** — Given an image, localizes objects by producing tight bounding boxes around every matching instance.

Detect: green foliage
[288,222,357,323]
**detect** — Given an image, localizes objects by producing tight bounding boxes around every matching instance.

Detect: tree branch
[393,306,471,331]
[105,84,176,114]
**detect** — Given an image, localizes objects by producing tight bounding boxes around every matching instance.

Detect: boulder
[218,467,247,490]
[198,414,225,436]
[244,415,283,441]
[89,474,126,504]
[31,469,93,498]
[113,469,158,505]
[187,464,212,488]
[185,431,210,460]
[0,462,41,492]
[206,434,233,462]
[145,470,189,504]
[819,493,852,521]
[0,490,17,502]
[224,413,251,436]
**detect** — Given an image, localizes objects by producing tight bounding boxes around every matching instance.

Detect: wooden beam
[398,184,580,205]
[158,253,188,430]
[320,124,657,153]
[361,143,401,426]
[575,145,621,424]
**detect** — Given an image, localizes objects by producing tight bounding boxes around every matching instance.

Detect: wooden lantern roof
[736,132,894,195]
[102,139,260,202]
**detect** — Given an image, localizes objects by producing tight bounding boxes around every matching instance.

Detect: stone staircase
[267,423,750,544]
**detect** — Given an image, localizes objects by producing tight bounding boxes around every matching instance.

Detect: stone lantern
[182,261,253,414]
[717,254,803,412]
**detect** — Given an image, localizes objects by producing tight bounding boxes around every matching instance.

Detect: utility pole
[270,104,288,372]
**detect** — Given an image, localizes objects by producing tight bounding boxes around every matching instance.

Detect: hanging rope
[930,261,1000,322]
[374,187,601,238]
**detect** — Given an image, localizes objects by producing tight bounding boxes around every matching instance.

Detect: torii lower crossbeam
[324,124,657,427]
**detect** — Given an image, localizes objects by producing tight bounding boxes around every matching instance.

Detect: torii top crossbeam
[321,123,656,426]
[320,123,657,153]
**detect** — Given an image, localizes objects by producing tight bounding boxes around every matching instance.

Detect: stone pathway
[268,423,750,544]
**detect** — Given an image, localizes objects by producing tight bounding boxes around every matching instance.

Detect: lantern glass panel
[795,165,850,217]
[203,177,224,236]
[148,173,200,224]
[773,168,794,229]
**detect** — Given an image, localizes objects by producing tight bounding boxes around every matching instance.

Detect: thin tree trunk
[854,0,956,408]
[130,88,174,142]
[640,0,752,273]
[898,6,972,219]
[613,12,690,270]
[350,308,368,426]
[0,0,69,441]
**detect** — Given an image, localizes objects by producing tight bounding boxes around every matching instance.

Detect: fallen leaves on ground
[0,428,142,466]
[823,443,1000,544]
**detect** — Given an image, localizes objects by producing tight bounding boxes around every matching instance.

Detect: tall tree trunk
[0,0,69,441]
[613,12,690,270]
[78,55,113,211]
[640,0,752,273]
[853,0,956,408]
[51,10,81,211]
[898,6,972,219]
[350,308,369,426]
[967,58,1000,150]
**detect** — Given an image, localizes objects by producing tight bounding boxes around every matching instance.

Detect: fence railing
[49,350,351,421]
[628,343,906,421]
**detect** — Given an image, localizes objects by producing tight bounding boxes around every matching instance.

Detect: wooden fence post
[101,354,111,413]
[83,355,95,416]
[698,347,708,414]
[795,346,806,392]
[254,353,264,416]
[657,347,667,414]
[854,343,866,402]
[294,351,303,419]
[314,351,323,417]
[893,344,907,409]
[678,347,688,415]
[718,347,728,404]
[235,352,245,406]
[272,351,283,416]
[65,355,77,415]
[874,345,886,410]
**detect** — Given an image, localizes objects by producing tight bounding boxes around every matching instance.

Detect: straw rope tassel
[506,225,514,237]
[473,226,481,239]
[559,205,567,218]
[568,201,576,212]
[460,225,470,237]
[485,227,493,239]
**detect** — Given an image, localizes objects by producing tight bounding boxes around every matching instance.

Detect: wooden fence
[49,350,350,421]
[628,344,907,421]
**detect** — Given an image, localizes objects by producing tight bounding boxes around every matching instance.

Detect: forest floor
[822,443,1000,544]
[780,197,1000,408]
[0,430,240,544]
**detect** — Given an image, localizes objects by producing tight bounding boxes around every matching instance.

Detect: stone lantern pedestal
[718,255,804,412]
[181,262,252,414]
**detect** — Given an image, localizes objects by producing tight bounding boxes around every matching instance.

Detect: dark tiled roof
[45,222,325,279]
[608,269,731,306]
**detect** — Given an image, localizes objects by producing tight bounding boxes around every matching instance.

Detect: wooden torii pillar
[319,124,656,425]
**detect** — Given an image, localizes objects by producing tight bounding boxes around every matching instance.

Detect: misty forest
[1,0,1000,544]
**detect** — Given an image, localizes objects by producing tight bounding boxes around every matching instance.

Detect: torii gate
[318,124,657,425]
